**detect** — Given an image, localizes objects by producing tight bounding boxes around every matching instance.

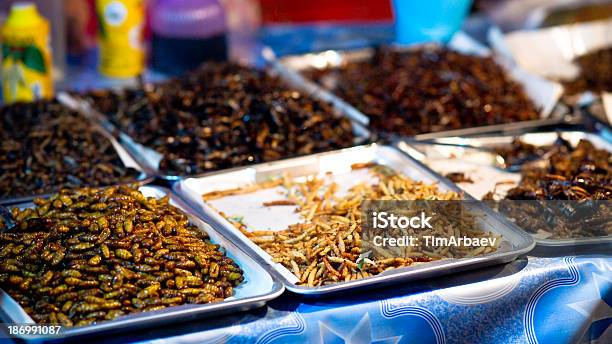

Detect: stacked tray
[0,185,283,341]
[263,33,611,252]
[396,131,612,249]
[174,144,535,296]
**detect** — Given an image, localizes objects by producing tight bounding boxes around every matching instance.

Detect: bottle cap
[6,2,43,27]
[150,0,226,38]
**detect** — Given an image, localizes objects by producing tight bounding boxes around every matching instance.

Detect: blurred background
[1,0,611,94]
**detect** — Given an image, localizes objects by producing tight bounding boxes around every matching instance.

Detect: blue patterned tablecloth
[78,255,610,344]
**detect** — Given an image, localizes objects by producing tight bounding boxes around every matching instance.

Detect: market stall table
[1,21,608,344]
[22,255,606,344]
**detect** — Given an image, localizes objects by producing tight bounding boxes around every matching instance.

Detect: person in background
[65,0,95,62]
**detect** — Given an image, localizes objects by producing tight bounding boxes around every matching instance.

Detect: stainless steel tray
[490,19,612,83]
[580,94,612,132]
[61,57,372,181]
[488,20,612,122]
[0,97,154,205]
[0,185,284,341]
[273,32,569,140]
[173,144,535,296]
[397,131,612,247]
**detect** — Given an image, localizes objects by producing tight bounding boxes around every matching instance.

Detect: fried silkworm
[0,186,243,327]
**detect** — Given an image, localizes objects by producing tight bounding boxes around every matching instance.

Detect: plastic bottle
[95,0,145,78]
[1,2,53,103]
[150,0,227,75]
[222,0,261,64]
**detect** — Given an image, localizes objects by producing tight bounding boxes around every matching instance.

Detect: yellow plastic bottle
[1,2,53,103]
[96,0,145,78]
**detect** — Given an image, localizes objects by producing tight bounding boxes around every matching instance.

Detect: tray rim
[0,185,285,341]
[173,143,536,296]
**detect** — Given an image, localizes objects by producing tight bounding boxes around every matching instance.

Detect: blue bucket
[392,0,473,45]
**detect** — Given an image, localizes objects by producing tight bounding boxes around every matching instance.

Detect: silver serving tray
[61,57,372,181]
[488,20,612,123]
[580,94,612,132]
[491,19,612,82]
[397,131,612,248]
[173,144,535,296]
[272,32,569,140]
[0,185,284,341]
[0,96,154,205]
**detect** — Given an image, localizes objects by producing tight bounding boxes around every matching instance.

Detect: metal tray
[580,93,612,132]
[173,144,535,296]
[273,32,569,140]
[0,97,154,205]
[523,1,612,29]
[61,57,373,181]
[488,19,612,116]
[491,19,612,83]
[397,131,612,248]
[0,185,284,341]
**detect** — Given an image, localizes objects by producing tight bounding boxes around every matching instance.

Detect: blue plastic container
[392,0,473,45]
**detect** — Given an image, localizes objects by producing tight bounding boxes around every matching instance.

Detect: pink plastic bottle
[150,0,227,75]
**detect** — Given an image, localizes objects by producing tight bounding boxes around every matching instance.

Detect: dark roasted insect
[84,63,357,176]
[495,135,573,168]
[562,47,612,95]
[304,46,540,136]
[0,186,243,327]
[504,139,611,201]
[444,172,473,184]
[492,138,612,239]
[0,100,141,199]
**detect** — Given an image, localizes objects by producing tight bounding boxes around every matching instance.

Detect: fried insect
[503,138,611,201]
[205,165,500,286]
[562,47,612,95]
[445,172,474,184]
[0,100,140,198]
[84,63,357,176]
[491,137,612,239]
[305,46,539,136]
[0,186,243,327]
